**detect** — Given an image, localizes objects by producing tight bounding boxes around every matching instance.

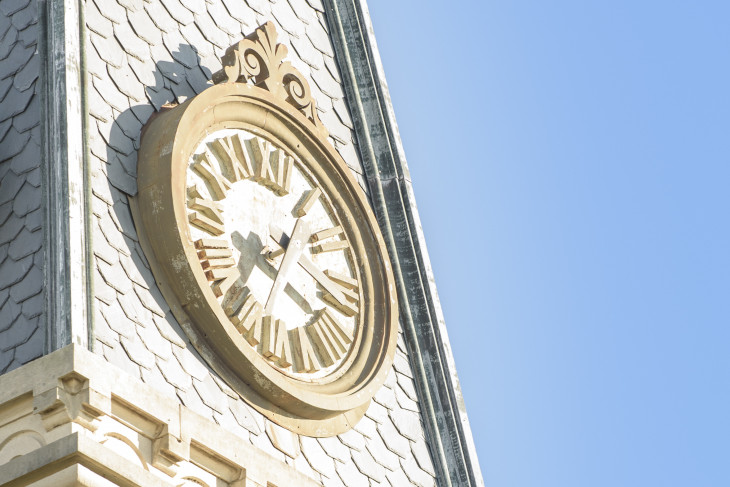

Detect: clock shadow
[230,230,313,315]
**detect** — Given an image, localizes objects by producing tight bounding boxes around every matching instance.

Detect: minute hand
[265,218,310,314]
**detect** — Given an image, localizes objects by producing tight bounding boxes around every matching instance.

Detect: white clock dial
[185,129,359,378]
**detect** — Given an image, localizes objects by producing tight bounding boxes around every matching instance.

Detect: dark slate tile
[20,289,42,318]
[24,207,41,231]
[10,4,36,31]
[1,32,33,75]
[106,155,138,195]
[0,201,12,226]
[9,262,42,302]
[0,77,14,104]
[0,83,34,123]
[164,32,199,69]
[0,212,25,246]
[7,226,40,260]
[0,169,25,205]
[13,54,37,91]
[13,324,42,364]
[11,96,39,133]
[101,121,136,156]
[0,126,30,163]
[0,349,14,373]
[11,182,39,217]
[0,295,21,332]
[129,102,155,126]
[16,22,37,49]
[0,0,31,17]
[0,25,18,61]
[25,164,40,187]
[0,313,36,351]
[184,65,210,93]
[112,106,144,140]
[114,150,138,179]
[0,7,10,34]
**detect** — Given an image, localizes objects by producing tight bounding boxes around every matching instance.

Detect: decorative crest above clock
[212,22,326,137]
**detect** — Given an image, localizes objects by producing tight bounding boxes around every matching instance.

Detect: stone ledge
[0,433,171,487]
[0,345,322,487]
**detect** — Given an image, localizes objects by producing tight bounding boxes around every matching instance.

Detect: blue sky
[368,1,730,486]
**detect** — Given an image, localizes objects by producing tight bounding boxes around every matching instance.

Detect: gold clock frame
[132,23,398,436]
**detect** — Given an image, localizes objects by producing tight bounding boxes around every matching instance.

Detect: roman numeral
[195,239,239,297]
[261,316,292,368]
[293,187,322,217]
[321,269,359,317]
[224,289,264,341]
[198,133,298,196]
[291,326,321,373]
[192,151,232,200]
[187,185,225,235]
[207,133,255,182]
[247,137,293,195]
[311,226,349,254]
[306,309,353,367]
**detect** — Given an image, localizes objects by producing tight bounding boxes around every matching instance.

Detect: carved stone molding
[213,22,327,138]
[0,346,322,487]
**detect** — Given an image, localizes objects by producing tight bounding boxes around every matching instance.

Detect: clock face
[185,129,359,379]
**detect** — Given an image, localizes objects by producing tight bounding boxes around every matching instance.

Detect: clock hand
[264,218,311,314]
[268,226,358,316]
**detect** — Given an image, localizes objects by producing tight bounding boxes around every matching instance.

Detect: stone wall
[85,0,437,485]
[0,0,44,374]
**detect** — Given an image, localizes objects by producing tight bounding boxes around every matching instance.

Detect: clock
[132,23,398,435]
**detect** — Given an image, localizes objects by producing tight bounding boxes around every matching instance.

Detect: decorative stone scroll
[212,22,326,137]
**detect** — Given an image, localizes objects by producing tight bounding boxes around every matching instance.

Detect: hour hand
[268,226,359,316]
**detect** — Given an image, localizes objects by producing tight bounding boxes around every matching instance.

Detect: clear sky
[368,1,730,486]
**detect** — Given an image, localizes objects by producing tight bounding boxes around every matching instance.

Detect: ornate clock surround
[132,23,398,435]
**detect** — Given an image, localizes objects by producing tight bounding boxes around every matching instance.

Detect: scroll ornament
[213,22,327,137]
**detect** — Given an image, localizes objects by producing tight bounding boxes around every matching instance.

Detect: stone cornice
[0,346,322,487]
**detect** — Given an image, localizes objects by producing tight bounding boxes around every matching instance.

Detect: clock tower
[0,1,482,486]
